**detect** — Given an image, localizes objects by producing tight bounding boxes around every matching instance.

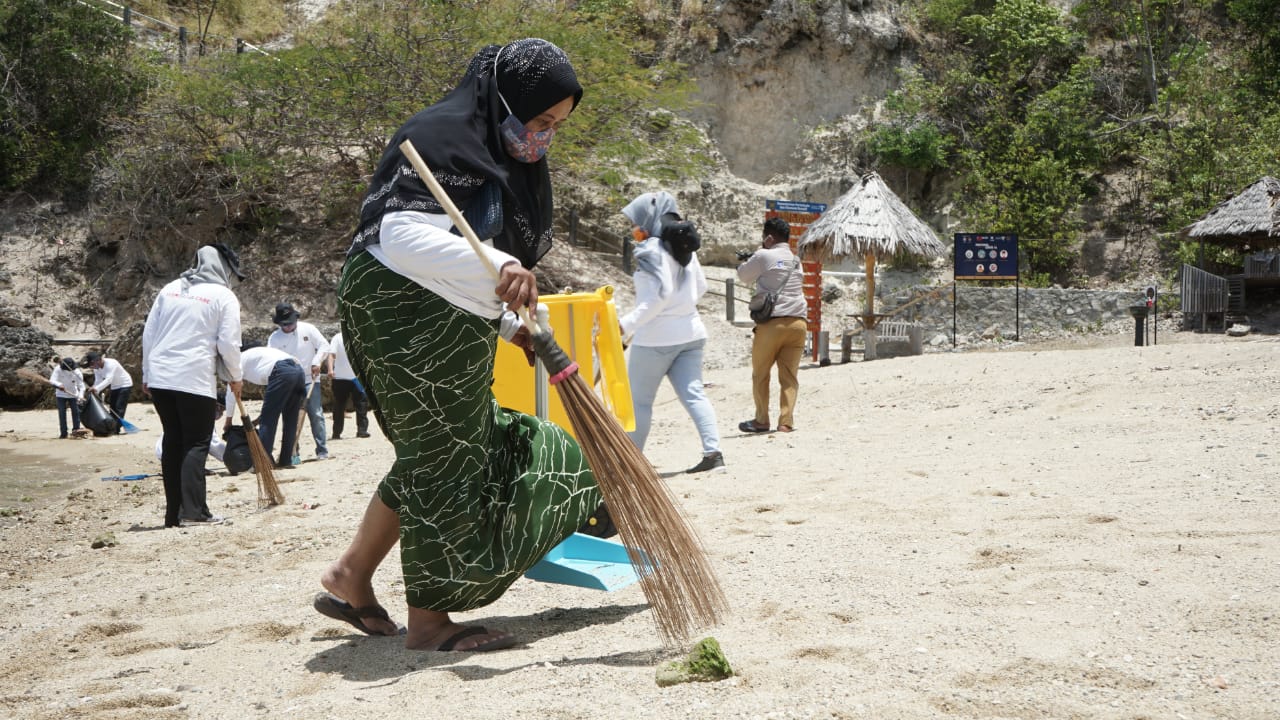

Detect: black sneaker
[686,452,725,474]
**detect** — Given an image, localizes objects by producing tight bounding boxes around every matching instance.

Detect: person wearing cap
[142,243,245,528]
[51,356,86,439]
[267,302,332,462]
[315,39,598,652]
[83,351,133,429]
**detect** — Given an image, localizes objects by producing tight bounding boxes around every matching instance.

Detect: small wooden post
[178,27,187,64]
[863,252,876,330]
[864,328,878,361]
[725,279,735,323]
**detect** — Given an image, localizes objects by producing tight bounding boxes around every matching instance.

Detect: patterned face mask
[493,44,555,163]
[497,92,555,163]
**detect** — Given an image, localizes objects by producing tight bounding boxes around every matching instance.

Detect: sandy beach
[1,322,1278,719]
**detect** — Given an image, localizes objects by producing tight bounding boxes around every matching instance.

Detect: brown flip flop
[313,592,404,636]
[434,626,519,652]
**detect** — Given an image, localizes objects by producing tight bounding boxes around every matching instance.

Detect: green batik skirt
[338,251,601,612]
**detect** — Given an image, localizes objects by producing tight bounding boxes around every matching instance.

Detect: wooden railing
[559,208,632,273]
[1180,264,1227,331]
[77,0,274,63]
[1243,252,1280,278]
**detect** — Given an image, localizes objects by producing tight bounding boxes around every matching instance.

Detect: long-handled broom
[235,397,285,508]
[399,140,727,644]
[17,367,62,388]
[292,381,318,463]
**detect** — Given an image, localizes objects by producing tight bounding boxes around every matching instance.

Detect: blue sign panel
[766,199,828,214]
[954,233,1018,280]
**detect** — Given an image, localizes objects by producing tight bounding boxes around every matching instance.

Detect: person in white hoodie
[50,356,86,438]
[142,243,245,528]
[618,191,724,474]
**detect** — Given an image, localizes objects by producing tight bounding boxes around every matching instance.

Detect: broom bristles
[245,415,285,508]
[556,372,728,644]
[235,399,284,508]
[17,368,54,385]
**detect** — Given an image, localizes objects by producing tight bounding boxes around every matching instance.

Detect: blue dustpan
[525,533,650,591]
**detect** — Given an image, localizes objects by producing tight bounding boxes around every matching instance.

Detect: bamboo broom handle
[234,397,253,425]
[398,139,543,335]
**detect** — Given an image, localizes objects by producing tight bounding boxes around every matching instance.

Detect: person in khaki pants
[736,217,807,433]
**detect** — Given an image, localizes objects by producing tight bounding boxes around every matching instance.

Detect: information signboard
[766,200,827,253]
[954,233,1018,280]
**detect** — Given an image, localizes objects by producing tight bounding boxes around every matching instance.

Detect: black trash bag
[577,501,618,539]
[222,425,255,475]
[80,393,120,437]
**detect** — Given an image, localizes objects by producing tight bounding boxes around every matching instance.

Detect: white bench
[841,320,924,361]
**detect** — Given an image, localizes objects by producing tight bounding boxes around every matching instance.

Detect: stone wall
[871,285,1161,347]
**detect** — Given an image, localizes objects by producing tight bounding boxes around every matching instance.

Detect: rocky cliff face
[690,0,905,184]
[594,0,919,263]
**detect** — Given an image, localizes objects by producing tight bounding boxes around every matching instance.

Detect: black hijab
[349,39,583,270]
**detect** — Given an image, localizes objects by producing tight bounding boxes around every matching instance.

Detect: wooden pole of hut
[864,252,876,329]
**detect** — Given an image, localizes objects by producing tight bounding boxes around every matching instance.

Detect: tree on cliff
[0,0,151,197]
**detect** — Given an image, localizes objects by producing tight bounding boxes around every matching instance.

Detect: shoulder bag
[748,258,799,324]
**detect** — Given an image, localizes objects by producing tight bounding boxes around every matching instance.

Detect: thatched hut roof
[1183,176,1280,246]
[797,172,946,261]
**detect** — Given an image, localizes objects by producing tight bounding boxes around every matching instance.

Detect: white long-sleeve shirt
[224,346,296,417]
[330,332,357,381]
[142,278,243,398]
[268,320,329,385]
[51,367,85,400]
[91,357,133,393]
[370,210,519,320]
[619,239,709,348]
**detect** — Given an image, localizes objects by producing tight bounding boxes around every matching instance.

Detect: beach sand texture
[0,331,1277,719]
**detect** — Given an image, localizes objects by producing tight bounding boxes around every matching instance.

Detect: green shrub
[0,0,152,195]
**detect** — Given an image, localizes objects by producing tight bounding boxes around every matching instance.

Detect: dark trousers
[151,389,216,526]
[107,386,132,420]
[56,396,81,437]
[257,359,306,465]
[331,378,369,437]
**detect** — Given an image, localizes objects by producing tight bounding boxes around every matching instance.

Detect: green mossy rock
[655,637,733,687]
